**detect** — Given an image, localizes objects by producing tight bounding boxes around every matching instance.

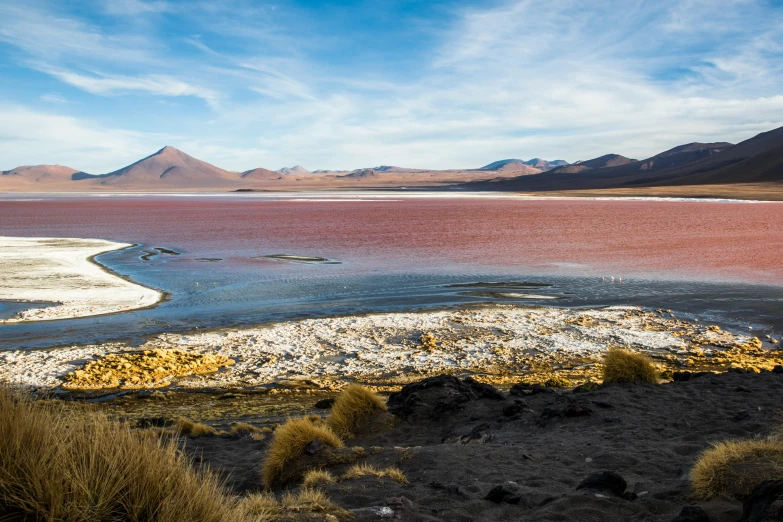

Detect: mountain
[465,129,783,192]
[277,165,311,175]
[547,154,635,174]
[75,146,242,188]
[1,165,80,184]
[241,167,282,180]
[481,158,568,171]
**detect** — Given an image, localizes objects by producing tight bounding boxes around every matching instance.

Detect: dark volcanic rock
[740,480,783,522]
[539,396,593,425]
[576,471,628,497]
[502,400,524,417]
[672,371,712,382]
[772,365,783,374]
[442,422,493,444]
[314,398,335,409]
[510,382,554,396]
[387,375,504,421]
[673,506,711,522]
[484,482,522,504]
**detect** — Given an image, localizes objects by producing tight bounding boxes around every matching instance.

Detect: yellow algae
[62,349,234,390]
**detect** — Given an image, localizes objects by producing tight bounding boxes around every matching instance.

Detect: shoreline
[2,304,780,392]
[2,190,783,203]
[0,236,165,323]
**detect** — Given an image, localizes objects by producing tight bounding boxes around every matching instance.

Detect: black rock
[773,365,783,374]
[305,439,324,456]
[510,383,554,396]
[673,371,712,382]
[387,375,505,420]
[314,398,335,409]
[503,401,523,417]
[442,422,493,444]
[672,506,711,522]
[484,482,522,504]
[576,471,627,497]
[736,386,753,393]
[539,396,593,425]
[740,480,783,522]
[136,417,170,428]
[733,411,751,422]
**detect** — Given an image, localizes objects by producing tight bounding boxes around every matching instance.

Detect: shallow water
[0,194,781,349]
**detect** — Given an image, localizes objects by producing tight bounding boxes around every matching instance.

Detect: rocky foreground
[178,369,783,522]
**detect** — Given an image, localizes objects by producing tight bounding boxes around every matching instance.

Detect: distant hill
[75,146,241,188]
[241,167,282,180]
[277,165,311,175]
[1,165,79,184]
[463,129,783,192]
[481,158,568,171]
[1,127,780,198]
[547,154,635,174]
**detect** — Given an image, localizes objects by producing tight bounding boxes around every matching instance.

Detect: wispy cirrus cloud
[36,66,222,108]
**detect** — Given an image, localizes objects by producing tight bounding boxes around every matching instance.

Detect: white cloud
[40,93,69,104]
[0,105,170,173]
[38,67,221,108]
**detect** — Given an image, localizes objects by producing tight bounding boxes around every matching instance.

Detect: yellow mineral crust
[62,349,234,390]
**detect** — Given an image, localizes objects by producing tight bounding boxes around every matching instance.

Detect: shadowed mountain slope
[466,129,783,192]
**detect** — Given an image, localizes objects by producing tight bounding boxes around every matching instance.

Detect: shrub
[326,384,388,439]
[602,348,659,384]
[691,439,783,499]
[0,388,237,522]
[175,417,219,437]
[302,469,336,488]
[342,463,408,484]
[262,418,343,489]
[239,489,351,521]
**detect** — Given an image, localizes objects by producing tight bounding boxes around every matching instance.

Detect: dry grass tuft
[691,439,783,499]
[0,388,239,522]
[326,384,388,439]
[262,418,343,489]
[239,489,351,521]
[175,417,219,437]
[602,348,659,384]
[302,470,337,488]
[342,463,408,484]
[227,422,268,440]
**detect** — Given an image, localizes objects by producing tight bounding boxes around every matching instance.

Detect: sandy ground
[0,236,163,322]
[3,304,779,391]
[174,370,783,521]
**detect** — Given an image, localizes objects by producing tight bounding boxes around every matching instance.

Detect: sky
[1,0,783,173]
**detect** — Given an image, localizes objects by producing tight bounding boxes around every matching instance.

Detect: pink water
[0,197,781,284]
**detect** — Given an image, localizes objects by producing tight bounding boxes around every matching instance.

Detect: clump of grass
[262,418,343,489]
[175,417,219,437]
[239,489,351,521]
[227,422,268,440]
[602,348,659,384]
[326,384,388,439]
[544,376,573,388]
[691,439,783,499]
[302,469,337,488]
[342,463,408,484]
[0,388,238,522]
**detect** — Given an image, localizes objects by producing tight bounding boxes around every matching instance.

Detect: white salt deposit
[0,236,163,322]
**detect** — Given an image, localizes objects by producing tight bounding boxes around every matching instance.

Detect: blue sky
[1,0,783,172]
